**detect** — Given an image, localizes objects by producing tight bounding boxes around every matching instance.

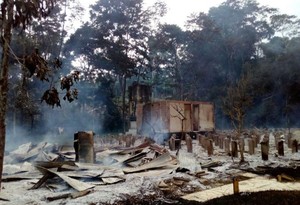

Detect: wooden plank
[34,161,76,169]
[56,170,104,178]
[23,142,48,161]
[0,192,10,202]
[46,190,91,202]
[73,163,125,178]
[123,152,173,174]
[1,172,42,182]
[30,172,54,190]
[101,177,125,184]
[36,166,94,192]
[182,176,300,202]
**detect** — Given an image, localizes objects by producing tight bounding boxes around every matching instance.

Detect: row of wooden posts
[168,132,299,160]
[72,131,299,163]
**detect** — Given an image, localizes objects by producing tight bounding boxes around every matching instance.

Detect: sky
[85,0,300,28]
[144,0,300,27]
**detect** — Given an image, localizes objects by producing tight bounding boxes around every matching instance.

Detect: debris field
[1,129,300,205]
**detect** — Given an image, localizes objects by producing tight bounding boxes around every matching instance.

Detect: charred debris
[1,128,300,204]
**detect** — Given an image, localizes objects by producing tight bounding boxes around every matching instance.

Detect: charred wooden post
[232,177,239,194]
[175,138,181,150]
[292,140,298,153]
[207,139,213,156]
[239,137,245,153]
[169,134,176,151]
[131,135,136,146]
[263,134,269,146]
[278,139,284,156]
[125,134,132,147]
[216,135,220,147]
[224,138,231,155]
[261,140,269,161]
[214,134,219,146]
[248,138,255,155]
[275,137,279,150]
[186,134,193,153]
[231,140,238,158]
[74,131,95,163]
[252,135,258,148]
[274,133,280,150]
[239,138,245,162]
[257,134,262,146]
[219,135,224,149]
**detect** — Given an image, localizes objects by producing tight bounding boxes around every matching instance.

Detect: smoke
[5,81,106,151]
[140,116,169,145]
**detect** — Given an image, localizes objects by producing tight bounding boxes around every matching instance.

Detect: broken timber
[34,166,95,191]
[46,190,92,202]
[123,152,176,174]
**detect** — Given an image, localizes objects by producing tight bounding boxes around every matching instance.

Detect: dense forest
[2,0,300,145]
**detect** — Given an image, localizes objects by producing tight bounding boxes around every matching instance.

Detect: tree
[270,14,300,38]
[148,24,187,100]
[181,0,280,128]
[65,0,166,132]
[222,72,254,133]
[185,0,277,89]
[0,0,59,190]
[252,36,300,128]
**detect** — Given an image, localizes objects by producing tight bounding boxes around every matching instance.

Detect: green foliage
[148,24,187,99]
[251,36,300,128]
[5,0,300,135]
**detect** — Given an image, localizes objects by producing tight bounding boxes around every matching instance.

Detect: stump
[219,136,224,149]
[292,140,298,153]
[169,134,176,151]
[231,141,238,158]
[261,141,269,161]
[186,134,193,153]
[74,131,95,163]
[125,134,132,147]
[248,138,255,155]
[207,139,214,156]
[278,140,284,156]
[225,138,231,155]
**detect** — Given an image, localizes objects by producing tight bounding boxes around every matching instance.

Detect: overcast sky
[143,0,300,27]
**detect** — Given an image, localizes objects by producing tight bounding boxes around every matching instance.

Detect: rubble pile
[1,129,300,204]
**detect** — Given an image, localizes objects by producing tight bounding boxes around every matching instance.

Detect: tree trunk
[0,0,13,191]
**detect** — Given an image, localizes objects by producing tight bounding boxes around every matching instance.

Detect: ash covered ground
[1,129,300,205]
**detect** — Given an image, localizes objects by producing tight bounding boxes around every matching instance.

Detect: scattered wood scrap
[201,161,223,169]
[241,165,300,179]
[0,194,10,202]
[123,152,176,174]
[34,166,95,191]
[30,172,55,190]
[2,171,42,182]
[277,173,295,182]
[46,189,92,202]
